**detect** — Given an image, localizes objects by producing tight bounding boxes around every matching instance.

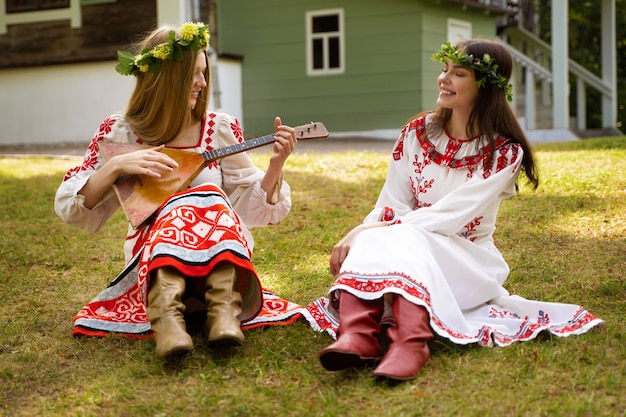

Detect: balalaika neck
[200,134,276,163]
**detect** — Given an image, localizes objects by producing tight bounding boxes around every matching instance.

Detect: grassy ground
[0,137,624,417]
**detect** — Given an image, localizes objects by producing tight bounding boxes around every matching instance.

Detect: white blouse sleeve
[53,116,129,233]
[216,114,292,227]
[400,150,521,234]
[364,127,417,224]
[366,132,523,236]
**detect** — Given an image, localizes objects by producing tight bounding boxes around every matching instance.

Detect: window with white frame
[305,8,345,76]
[447,18,472,45]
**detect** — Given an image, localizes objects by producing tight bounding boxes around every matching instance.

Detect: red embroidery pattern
[206,112,216,141]
[379,206,397,223]
[332,272,485,343]
[63,117,116,180]
[325,272,600,347]
[231,118,244,143]
[392,127,406,161]
[441,140,462,166]
[496,142,511,172]
[482,152,494,178]
[412,148,434,203]
[305,298,337,331]
[399,116,523,215]
[204,113,218,169]
[148,187,252,265]
[415,199,432,210]
[241,289,305,330]
[73,275,148,326]
[128,227,151,258]
[461,216,483,241]
[405,114,516,171]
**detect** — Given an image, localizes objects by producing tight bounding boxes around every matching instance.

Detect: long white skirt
[302,224,603,347]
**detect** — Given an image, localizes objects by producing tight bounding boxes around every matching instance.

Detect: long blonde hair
[124,25,210,145]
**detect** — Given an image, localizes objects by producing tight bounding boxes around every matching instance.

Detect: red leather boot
[319,291,384,371]
[372,295,433,381]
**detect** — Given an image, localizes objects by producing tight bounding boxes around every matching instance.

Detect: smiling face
[436,62,480,114]
[190,50,208,110]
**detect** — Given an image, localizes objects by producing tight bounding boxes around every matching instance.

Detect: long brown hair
[124,25,210,145]
[428,39,539,189]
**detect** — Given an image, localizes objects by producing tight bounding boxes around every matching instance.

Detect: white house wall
[209,57,243,128]
[0,58,242,147]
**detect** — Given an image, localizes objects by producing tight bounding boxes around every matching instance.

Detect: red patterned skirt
[72,185,303,338]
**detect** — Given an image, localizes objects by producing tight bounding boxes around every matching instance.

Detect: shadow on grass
[2,165,622,330]
[1,153,624,416]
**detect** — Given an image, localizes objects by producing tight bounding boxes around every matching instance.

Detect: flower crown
[431,41,513,102]
[115,22,210,76]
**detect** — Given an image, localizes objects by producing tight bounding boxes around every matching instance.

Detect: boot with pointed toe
[319,291,384,371]
[147,267,194,358]
[372,296,433,381]
[204,262,245,347]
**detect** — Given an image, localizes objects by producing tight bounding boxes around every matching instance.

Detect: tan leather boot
[147,267,194,358]
[372,296,433,381]
[319,291,384,371]
[204,262,245,346]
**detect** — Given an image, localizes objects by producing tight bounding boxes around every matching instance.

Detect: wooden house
[216,0,617,141]
[0,0,618,147]
[0,0,230,147]
[216,0,510,138]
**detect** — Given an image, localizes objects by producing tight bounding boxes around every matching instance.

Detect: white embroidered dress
[55,111,304,337]
[303,113,602,346]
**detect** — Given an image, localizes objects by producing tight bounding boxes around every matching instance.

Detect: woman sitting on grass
[308,39,604,382]
[54,22,300,359]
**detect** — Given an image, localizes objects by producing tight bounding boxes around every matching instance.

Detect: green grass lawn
[0,137,624,417]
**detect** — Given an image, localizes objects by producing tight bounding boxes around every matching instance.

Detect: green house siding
[419,5,497,111]
[217,0,499,136]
